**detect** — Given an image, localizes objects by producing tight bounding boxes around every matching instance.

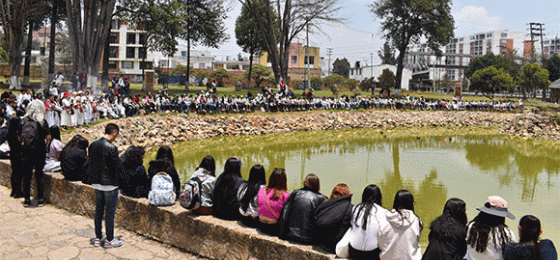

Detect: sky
[195,0,560,66]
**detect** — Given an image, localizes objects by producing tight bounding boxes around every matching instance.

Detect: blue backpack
[148,173,176,206]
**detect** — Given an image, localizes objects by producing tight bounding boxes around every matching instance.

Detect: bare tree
[0,0,49,90]
[66,0,117,94]
[240,0,343,84]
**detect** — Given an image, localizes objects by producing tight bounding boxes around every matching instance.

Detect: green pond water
[145,127,560,248]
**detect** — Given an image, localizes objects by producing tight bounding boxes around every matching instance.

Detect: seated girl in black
[118,146,150,198]
[60,135,89,181]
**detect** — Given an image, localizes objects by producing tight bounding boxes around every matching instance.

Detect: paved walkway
[0,185,203,260]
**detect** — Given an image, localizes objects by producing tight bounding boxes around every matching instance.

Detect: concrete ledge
[0,160,333,260]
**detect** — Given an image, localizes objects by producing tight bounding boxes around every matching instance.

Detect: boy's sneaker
[103,237,123,248]
[91,237,105,247]
[23,200,31,207]
[37,199,45,207]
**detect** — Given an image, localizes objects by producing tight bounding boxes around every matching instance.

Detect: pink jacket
[257,187,289,220]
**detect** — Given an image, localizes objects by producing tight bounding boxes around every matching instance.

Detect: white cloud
[453,6,502,37]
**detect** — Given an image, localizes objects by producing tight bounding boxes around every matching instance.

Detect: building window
[181,51,188,57]
[108,61,117,69]
[109,33,118,44]
[501,33,507,38]
[126,47,135,59]
[159,60,169,67]
[140,61,153,70]
[122,61,134,69]
[139,33,147,45]
[199,63,205,69]
[291,55,297,64]
[109,46,118,58]
[304,56,315,65]
[138,47,147,59]
[127,33,136,44]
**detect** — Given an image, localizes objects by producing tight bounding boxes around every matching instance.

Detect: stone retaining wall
[0,161,333,260]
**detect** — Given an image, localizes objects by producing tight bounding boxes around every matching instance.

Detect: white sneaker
[103,237,123,248]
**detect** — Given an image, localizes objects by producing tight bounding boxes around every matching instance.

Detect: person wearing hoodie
[147,146,181,196]
[335,184,386,259]
[278,174,327,244]
[314,183,353,254]
[378,189,422,260]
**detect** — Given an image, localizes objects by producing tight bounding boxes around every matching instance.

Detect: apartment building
[259,43,322,81]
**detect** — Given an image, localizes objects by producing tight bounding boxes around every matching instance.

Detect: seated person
[237,164,266,227]
[212,157,246,220]
[43,126,62,172]
[314,183,353,253]
[256,168,289,235]
[117,146,149,198]
[188,155,217,215]
[60,135,89,181]
[279,174,327,244]
[504,215,557,260]
[147,146,181,196]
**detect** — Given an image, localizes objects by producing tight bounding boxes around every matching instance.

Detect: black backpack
[20,117,39,150]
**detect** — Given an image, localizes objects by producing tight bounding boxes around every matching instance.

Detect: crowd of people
[0,82,525,130]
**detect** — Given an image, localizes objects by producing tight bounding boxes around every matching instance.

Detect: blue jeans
[94,189,119,241]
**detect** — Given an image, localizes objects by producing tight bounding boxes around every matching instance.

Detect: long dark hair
[466,209,512,254]
[393,189,422,230]
[429,198,467,241]
[353,184,383,230]
[155,145,174,165]
[266,168,287,200]
[518,215,542,259]
[46,126,61,154]
[197,155,216,176]
[60,135,89,161]
[121,146,145,170]
[214,157,243,208]
[240,164,266,211]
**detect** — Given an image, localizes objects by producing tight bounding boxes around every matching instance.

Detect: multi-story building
[258,43,322,81]
[404,30,527,89]
[107,19,155,82]
[348,64,412,90]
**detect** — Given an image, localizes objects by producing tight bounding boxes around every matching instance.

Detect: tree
[209,68,229,87]
[245,64,270,88]
[371,0,454,96]
[359,77,375,91]
[240,0,343,84]
[543,54,560,83]
[378,40,396,65]
[469,66,513,99]
[517,63,550,101]
[323,73,346,95]
[332,58,350,78]
[66,0,117,94]
[195,70,209,86]
[0,0,50,89]
[235,3,273,88]
[378,68,396,96]
[124,0,227,91]
[465,53,520,80]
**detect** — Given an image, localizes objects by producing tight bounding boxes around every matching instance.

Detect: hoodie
[379,209,422,260]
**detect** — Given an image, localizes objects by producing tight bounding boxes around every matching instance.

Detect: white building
[150,48,214,70]
[349,64,412,90]
[405,30,527,89]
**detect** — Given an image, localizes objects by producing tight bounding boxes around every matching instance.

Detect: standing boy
[85,123,122,248]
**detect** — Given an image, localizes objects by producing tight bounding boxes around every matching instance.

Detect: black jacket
[422,218,467,260]
[85,138,120,186]
[213,175,245,220]
[118,165,150,198]
[60,148,88,181]
[314,194,353,253]
[147,159,181,195]
[279,188,327,244]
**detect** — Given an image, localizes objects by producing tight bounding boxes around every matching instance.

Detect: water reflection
[145,128,560,247]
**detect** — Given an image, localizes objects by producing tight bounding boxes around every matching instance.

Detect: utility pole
[370,53,373,79]
[327,48,333,76]
[529,22,545,62]
[306,23,310,89]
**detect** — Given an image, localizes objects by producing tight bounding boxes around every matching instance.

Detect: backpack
[148,173,176,206]
[20,117,39,150]
[179,176,204,210]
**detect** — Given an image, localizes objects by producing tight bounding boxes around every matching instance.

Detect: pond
[145,127,560,248]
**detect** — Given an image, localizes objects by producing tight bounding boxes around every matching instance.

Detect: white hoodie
[378,209,422,260]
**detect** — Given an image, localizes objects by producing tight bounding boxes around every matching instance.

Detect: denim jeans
[94,189,119,241]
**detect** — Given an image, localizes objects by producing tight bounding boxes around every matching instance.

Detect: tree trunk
[101,22,112,91]
[48,3,57,87]
[23,21,33,86]
[8,23,24,90]
[394,46,406,97]
[247,49,254,88]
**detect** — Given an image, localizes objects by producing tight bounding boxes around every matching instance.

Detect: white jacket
[466,222,516,260]
[336,203,388,257]
[378,209,422,260]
